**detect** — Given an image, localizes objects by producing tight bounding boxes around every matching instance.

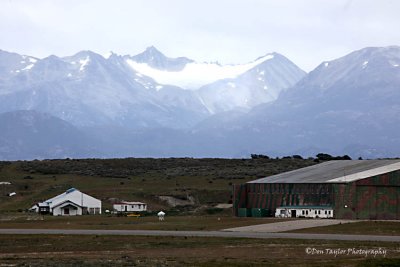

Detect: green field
[1,158,400,266]
[0,158,315,213]
[0,214,291,231]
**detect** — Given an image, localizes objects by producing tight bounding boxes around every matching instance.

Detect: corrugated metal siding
[334,170,400,219]
[234,169,400,219]
[233,184,247,216]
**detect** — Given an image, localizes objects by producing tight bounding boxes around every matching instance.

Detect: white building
[275,206,333,218]
[113,201,147,213]
[30,188,101,216]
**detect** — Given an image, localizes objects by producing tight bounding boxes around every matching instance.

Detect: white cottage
[30,188,101,216]
[113,201,147,213]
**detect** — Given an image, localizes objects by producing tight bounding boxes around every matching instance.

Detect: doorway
[291,210,296,218]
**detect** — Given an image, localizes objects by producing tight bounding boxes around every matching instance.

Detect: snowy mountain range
[0,46,399,159]
[182,46,400,158]
[0,47,304,129]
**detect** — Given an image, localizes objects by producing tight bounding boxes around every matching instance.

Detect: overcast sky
[1,0,399,71]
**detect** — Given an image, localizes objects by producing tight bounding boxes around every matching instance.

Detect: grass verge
[0,235,398,267]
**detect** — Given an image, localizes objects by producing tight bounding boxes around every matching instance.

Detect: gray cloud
[1,0,399,71]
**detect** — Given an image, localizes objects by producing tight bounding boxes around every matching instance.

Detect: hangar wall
[234,169,400,219]
[334,170,400,219]
[233,183,334,217]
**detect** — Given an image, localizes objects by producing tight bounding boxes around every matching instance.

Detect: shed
[113,201,147,213]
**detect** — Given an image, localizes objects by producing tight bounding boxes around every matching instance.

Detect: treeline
[251,153,353,161]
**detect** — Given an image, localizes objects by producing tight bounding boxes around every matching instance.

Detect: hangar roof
[248,160,400,184]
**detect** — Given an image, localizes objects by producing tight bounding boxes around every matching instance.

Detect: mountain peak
[71,50,105,60]
[136,46,166,60]
[144,45,163,55]
[313,46,400,74]
[131,46,193,71]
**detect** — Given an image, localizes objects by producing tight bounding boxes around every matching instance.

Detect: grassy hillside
[0,157,315,213]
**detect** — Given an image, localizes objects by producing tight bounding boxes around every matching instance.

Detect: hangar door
[356,186,377,219]
[356,186,399,220]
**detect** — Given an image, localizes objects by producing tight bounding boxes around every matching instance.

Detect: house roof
[113,201,146,205]
[52,200,82,209]
[277,206,333,209]
[44,188,79,204]
[39,188,100,208]
[248,160,400,184]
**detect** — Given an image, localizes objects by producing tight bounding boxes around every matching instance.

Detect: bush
[251,154,270,159]
[316,153,333,161]
[204,208,224,215]
[316,153,352,161]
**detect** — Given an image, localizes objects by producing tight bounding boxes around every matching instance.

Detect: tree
[316,153,352,161]
[316,153,333,161]
[250,154,270,159]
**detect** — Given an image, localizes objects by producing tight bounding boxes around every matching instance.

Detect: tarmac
[223,219,358,233]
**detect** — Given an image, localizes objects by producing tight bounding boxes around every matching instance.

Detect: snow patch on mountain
[79,56,90,71]
[126,54,274,90]
[21,63,34,71]
[103,51,114,59]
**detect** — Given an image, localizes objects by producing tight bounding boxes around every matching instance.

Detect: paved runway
[224,219,358,232]
[0,228,399,242]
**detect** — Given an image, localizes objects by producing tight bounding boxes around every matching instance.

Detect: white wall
[113,203,147,212]
[275,208,334,218]
[52,205,82,216]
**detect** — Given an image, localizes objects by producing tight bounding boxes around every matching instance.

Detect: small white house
[275,206,334,218]
[113,201,147,213]
[30,188,101,216]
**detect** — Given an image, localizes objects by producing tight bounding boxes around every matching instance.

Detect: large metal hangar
[233,160,400,219]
